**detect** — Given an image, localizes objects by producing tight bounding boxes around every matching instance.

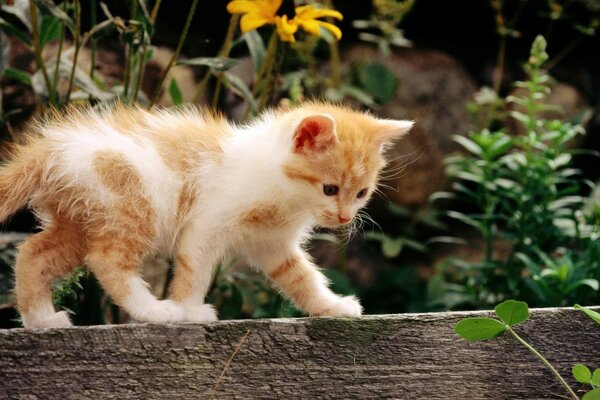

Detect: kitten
[0,102,412,328]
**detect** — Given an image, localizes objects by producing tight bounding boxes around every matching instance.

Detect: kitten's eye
[323,184,339,196]
[356,189,368,199]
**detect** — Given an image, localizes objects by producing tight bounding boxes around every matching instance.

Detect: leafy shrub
[430,36,600,310]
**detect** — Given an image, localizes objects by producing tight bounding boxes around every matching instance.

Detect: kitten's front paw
[133,299,186,323]
[182,304,218,323]
[319,295,363,317]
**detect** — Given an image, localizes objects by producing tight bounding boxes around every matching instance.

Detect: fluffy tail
[0,142,47,222]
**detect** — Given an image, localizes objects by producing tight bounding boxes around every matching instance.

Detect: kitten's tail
[0,141,48,222]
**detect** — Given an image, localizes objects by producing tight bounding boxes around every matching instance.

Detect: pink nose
[338,215,351,224]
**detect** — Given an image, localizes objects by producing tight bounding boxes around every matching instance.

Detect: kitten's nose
[338,214,351,224]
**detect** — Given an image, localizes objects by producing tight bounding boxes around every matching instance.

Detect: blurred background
[0,0,599,328]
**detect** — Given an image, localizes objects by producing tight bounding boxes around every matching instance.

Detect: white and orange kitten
[0,102,412,328]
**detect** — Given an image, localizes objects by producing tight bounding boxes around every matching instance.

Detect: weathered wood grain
[0,307,598,399]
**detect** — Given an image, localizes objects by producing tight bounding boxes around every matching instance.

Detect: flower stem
[123,0,138,103]
[89,0,97,80]
[491,0,506,94]
[150,0,162,22]
[210,14,241,108]
[243,30,278,119]
[323,0,341,87]
[149,0,200,107]
[133,0,162,102]
[65,0,81,104]
[507,327,579,400]
[28,0,53,102]
[51,2,66,105]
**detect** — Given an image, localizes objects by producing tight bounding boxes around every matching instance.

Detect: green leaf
[3,67,32,84]
[569,279,599,292]
[454,317,506,341]
[455,171,484,184]
[1,4,32,31]
[87,18,117,42]
[495,300,529,326]
[403,238,427,252]
[592,369,600,386]
[573,364,592,384]
[222,71,257,114]
[509,110,531,126]
[33,0,75,32]
[242,30,265,73]
[168,78,183,106]
[0,17,32,45]
[453,135,483,156]
[177,57,238,71]
[446,210,482,230]
[381,237,403,258]
[135,0,154,36]
[357,62,397,104]
[488,136,513,158]
[575,304,600,325]
[338,85,375,106]
[583,389,600,400]
[39,14,61,46]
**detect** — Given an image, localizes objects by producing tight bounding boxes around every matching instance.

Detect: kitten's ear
[374,119,414,153]
[293,114,338,154]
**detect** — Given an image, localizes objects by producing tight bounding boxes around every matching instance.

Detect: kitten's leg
[168,227,218,322]
[249,247,362,317]
[86,231,186,324]
[15,222,86,328]
[167,254,217,322]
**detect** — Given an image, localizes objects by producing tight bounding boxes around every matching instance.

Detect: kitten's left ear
[293,114,338,154]
[374,119,414,153]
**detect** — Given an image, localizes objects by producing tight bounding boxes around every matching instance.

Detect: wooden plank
[0,307,598,399]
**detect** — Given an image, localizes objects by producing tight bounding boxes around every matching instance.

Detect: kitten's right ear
[374,119,414,153]
[292,114,337,154]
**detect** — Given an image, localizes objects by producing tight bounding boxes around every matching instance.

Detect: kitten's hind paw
[319,295,363,317]
[182,304,218,323]
[22,310,73,329]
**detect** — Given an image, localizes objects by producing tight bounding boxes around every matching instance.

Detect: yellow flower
[293,5,343,41]
[275,15,299,43]
[226,0,282,33]
[226,0,343,42]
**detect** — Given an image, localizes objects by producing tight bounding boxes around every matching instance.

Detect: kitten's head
[281,103,413,228]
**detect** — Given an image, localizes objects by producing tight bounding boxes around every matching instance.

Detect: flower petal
[298,19,321,36]
[276,15,297,42]
[317,21,342,40]
[240,13,271,32]
[227,0,255,14]
[295,5,343,21]
[264,0,283,16]
[228,0,282,20]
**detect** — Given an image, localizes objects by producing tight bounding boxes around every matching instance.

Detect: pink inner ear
[293,115,336,154]
[295,121,322,151]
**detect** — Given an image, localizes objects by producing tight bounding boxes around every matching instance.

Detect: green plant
[365,202,444,259]
[52,267,86,314]
[432,35,599,309]
[352,0,414,55]
[455,300,600,400]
